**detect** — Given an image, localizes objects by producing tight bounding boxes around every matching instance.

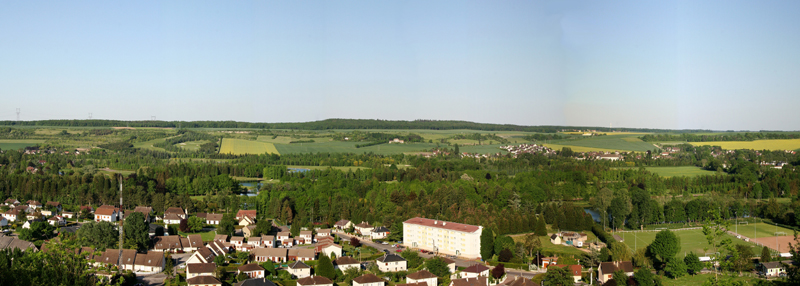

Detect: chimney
[434,221,438,225]
[443,222,447,226]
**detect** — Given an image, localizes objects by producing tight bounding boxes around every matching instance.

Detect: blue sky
[1,1,798,130]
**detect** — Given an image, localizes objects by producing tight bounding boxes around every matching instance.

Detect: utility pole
[117,174,124,272]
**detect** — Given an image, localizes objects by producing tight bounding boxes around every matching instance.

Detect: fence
[614,227,702,233]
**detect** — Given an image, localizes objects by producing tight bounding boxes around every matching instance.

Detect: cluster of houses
[2,199,66,228]
[498,144,555,157]
[548,231,588,248]
[333,220,390,240]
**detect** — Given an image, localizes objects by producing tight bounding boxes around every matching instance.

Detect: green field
[176,140,211,151]
[219,138,279,155]
[660,273,759,286]
[274,141,440,155]
[642,166,719,178]
[618,228,759,255]
[132,137,169,152]
[0,139,45,151]
[728,222,795,239]
[545,135,656,152]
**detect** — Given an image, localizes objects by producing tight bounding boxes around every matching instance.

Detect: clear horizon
[2,1,799,131]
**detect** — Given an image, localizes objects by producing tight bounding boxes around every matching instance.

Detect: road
[332,231,542,279]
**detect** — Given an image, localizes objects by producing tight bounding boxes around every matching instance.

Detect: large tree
[683,252,703,276]
[188,216,205,233]
[542,266,572,286]
[493,235,514,256]
[760,246,771,263]
[252,219,272,237]
[401,250,424,269]
[124,212,150,251]
[648,230,680,270]
[425,257,451,277]
[218,213,236,237]
[480,229,494,260]
[634,268,658,286]
[77,221,118,250]
[316,255,335,279]
[665,259,687,279]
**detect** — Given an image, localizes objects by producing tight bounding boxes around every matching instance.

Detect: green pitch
[618,228,760,255]
[728,222,795,239]
[219,138,279,155]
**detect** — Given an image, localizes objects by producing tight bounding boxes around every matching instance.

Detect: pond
[584,208,602,223]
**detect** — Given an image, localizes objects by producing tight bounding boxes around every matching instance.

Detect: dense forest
[0,119,712,133]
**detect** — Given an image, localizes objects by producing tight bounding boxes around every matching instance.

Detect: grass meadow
[132,137,169,152]
[689,139,800,151]
[177,140,211,151]
[0,139,45,151]
[545,135,656,152]
[618,228,760,256]
[640,166,719,178]
[219,138,279,155]
[728,222,795,239]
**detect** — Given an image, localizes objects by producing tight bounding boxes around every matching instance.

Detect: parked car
[396,249,402,252]
[381,241,389,245]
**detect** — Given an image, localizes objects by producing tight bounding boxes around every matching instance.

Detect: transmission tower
[88,113,93,119]
[118,175,124,272]
[16,108,20,121]
[151,116,156,121]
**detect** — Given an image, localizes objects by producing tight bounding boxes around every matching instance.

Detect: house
[153,236,184,253]
[442,257,457,274]
[597,154,621,161]
[334,219,352,230]
[231,236,246,251]
[390,138,405,144]
[187,276,222,286]
[403,217,483,259]
[288,248,316,262]
[196,213,208,223]
[22,219,44,229]
[247,236,263,248]
[316,229,331,239]
[243,225,257,238]
[40,209,53,217]
[187,263,218,279]
[355,222,373,236]
[45,201,62,213]
[533,256,558,268]
[406,270,438,286]
[95,205,119,222]
[149,224,164,238]
[760,261,787,277]
[549,234,561,245]
[237,210,257,220]
[47,215,65,226]
[120,249,138,271]
[164,207,186,219]
[261,235,275,248]
[278,231,292,246]
[397,283,427,286]
[27,200,42,210]
[163,213,183,225]
[0,217,7,227]
[238,264,266,279]
[236,278,278,286]
[376,253,407,272]
[132,206,154,222]
[371,226,390,240]
[207,213,223,225]
[214,234,229,242]
[334,256,360,272]
[4,198,19,206]
[207,240,231,256]
[92,249,120,268]
[186,234,203,251]
[187,247,217,264]
[2,209,18,222]
[461,264,490,278]
[317,236,335,246]
[287,261,312,278]
[449,277,487,286]
[548,265,582,283]
[353,274,386,286]
[253,248,287,263]
[316,243,343,259]
[299,231,313,244]
[0,236,37,252]
[296,276,334,286]
[598,261,634,284]
[239,216,255,227]
[80,205,94,214]
[62,211,75,219]
[560,232,587,247]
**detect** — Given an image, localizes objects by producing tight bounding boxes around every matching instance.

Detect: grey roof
[372,226,390,233]
[377,253,406,263]
[236,278,278,286]
[289,261,311,269]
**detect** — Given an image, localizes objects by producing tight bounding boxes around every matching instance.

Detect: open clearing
[618,228,760,255]
[132,137,169,152]
[642,166,719,178]
[546,135,655,152]
[689,139,800,151]
[0,139,45,150]
[177,140,211,151]
[219,138,279,155]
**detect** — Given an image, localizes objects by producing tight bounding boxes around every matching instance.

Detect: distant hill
[0,118,710,133]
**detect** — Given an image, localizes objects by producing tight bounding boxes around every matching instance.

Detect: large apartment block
[402,217,482,259]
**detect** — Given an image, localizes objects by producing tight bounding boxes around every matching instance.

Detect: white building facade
[402,217,482,259]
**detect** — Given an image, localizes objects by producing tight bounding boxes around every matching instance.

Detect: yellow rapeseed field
[689,139,800,151]
[219,138,279,155]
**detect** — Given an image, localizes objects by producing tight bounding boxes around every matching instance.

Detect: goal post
[775,232,787,236]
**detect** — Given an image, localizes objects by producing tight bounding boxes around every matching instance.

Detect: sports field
[0,139,45,151]
[219,138,279,155]
[618,228,760,255]
[728,222,795,240]
[643,166,719,178]
[689,139,800,151]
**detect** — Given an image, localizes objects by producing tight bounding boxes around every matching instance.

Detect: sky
[1,1,799,131]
